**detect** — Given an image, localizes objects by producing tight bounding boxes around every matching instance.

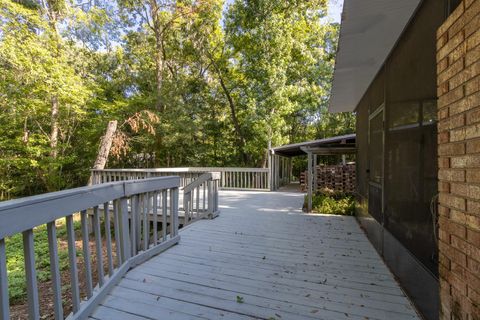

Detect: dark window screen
[369,110,383,185]
[385,101,438,274]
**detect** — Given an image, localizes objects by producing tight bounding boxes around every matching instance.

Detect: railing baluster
[66,215,81,314]
[113,200,122,265]
[169,189,175,238]
[0,238,9,320]
[47,222,63,320]
[203,183,206,212]
[162,190,167,241]
[143,194,149,251]
[172,188,179,236]
[130,197,137,256]
[93,206,105,287]
[119,197,131,261]
[103,202,114,276]
[196,186,200,218]
[135,195,142,252]
[153,192,158,244]
[23,229,40,320]
[80,210,93,298]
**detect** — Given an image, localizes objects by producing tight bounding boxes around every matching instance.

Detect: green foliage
[307,189,355,216]
[0,0,355,199]
[5,219,80,302]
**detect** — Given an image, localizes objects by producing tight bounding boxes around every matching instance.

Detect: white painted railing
[91,167,270,191]
[0,177,180,320]
[183,172,220,225]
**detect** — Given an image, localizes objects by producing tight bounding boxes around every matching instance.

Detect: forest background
[0,0,354,200]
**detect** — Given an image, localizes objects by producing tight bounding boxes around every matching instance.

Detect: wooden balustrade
[0,177,180,320]
[183,172,220,225]
[91,167,271,191]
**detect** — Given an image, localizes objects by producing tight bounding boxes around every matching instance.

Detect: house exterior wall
[436,1,480,319]
[355,1,447,319]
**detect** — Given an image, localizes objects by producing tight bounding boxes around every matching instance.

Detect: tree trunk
[150,0,164,112]
[50,96,59,158]
[88,120,118,185]
[217,75,248,164]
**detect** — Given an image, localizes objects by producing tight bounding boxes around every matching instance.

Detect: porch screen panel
[385,101,438,275]
[368,110,383,223]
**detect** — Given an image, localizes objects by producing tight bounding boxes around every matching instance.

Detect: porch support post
[268,142,273,191]
[313,154,317,194]
[307,152,313,213]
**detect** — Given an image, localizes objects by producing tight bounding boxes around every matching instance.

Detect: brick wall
[437,0,480,319]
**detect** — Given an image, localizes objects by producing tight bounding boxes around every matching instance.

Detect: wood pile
[300,164,356,194]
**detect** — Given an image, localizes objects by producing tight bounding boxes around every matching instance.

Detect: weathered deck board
[91,190,420,320]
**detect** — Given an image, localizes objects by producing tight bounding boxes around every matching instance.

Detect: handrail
[91,167,270,191]
[183,172,220,225]
[0,177,180,320]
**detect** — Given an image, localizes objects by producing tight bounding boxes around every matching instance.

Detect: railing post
[170,187,179,237]
[207,180,214,216]
[119,197,131,261]
[0,239,9,320]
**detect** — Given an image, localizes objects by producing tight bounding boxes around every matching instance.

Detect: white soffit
[329,0,421,113]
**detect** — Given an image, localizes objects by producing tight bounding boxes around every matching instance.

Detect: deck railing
[91,167,271,191]
[0,177,180,320]
[183,172,220,225]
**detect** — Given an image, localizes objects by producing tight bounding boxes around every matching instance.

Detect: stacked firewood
[300,164,356,194]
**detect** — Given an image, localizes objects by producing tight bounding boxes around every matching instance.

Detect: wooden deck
[89,190,419,320]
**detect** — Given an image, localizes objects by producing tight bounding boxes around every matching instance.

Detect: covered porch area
[269,134,356,212]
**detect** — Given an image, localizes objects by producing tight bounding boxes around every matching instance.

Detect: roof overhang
[329,0,421,113]
[271,134,356,157]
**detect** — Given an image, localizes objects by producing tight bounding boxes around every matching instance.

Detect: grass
[305,188,355,216]
[5,218,81,302]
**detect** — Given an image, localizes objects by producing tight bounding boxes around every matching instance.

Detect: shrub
[305,188,355,215]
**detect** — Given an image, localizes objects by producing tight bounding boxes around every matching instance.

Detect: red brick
[439,30,465,61]
[467,256,480,275]
[438,114,466,132]
[466,169,480,182]
[439,204,451,217]
[450,208,468,224]
[439,157,451,168]
[465,123,480,139]
[439,131,450,143]
[438,3,465,38]
[466,43,480,66]
[440,239,467,267]
[466,107,480,125]
[439,169,466,181]
[439,57,465,85]
[439,181,451,192]
[466,139,480,154]
[466,213,480,231]
[450,91,480,115]
[440,194,467,210]
[439,107,450,120]
[464,1,480,34]
[467,27,480,51]
[449,60,480,89]
[467,228,480,246]
[438,85,465,108]
[438,143,466,156]
[451,182,480,199]
[450,127,466,141]
[438,57,450,75]
[451,154,480,168]
[467,199,480,213]
[451,234,480,259]
[441,216,467,238]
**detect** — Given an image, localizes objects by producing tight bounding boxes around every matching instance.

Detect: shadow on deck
[89,190,419,320]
